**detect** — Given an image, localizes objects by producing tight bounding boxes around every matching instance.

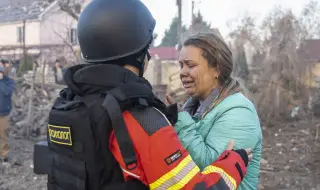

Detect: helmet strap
[138,50,148,77]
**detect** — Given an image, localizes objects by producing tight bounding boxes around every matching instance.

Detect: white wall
[144,59,156,85]
[0,21,40,46]
[40,5,78,45]
[0,3,79,47]
[144,59,182,89]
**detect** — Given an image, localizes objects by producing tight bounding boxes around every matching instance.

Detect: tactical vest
[47,82,173,190]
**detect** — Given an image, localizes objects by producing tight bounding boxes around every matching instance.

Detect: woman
[173,33,262,190]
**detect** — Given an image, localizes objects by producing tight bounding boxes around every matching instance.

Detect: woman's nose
[180,65,188,77]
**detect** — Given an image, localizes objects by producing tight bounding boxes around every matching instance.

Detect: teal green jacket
[174,92,262,190]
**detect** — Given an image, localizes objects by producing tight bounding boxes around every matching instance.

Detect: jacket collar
[183,87,221,117]
[64,64,152,95]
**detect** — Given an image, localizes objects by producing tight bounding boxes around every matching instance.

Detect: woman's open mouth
[182,81,194,88]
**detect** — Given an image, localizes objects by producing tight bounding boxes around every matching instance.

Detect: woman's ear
[209,66,220,81]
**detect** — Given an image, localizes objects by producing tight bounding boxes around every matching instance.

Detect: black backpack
[47,83,170,190]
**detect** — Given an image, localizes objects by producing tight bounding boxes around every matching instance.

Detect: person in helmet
[48,0,251,189]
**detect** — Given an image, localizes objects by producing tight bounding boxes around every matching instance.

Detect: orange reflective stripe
[202,165,237,190]
[149,155,200,190]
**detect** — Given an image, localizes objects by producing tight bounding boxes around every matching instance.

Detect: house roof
[0,0,52,23]
[149,47,179,61]
[300,39,320,62]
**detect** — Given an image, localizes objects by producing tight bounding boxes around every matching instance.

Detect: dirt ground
[0,137,47,190]
[259,119,320,190]
[1,120,320,190]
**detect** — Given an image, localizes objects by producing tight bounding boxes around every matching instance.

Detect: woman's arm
[175,106,260,170]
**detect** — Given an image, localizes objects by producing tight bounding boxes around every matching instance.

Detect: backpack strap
[109,83,154,105]
[102,92,138,170]
[80,83,166,172]
[78,94,113,172]
[100,83,156,170]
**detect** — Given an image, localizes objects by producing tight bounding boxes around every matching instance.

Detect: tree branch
[52,28,80,63]
[57,0,79,21]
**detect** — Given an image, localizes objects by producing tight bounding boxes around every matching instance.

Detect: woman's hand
[226,140,253,163]
[166,95,184,113]
[166,95,174,105]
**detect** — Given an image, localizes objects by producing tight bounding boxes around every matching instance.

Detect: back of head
[77,0,155,72]
[1,59,8,65]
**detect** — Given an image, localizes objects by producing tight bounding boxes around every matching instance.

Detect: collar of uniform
[73,64,139,86]
[64,64,150,95]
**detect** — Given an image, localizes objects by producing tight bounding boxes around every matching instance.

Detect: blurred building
[0,0,91,63]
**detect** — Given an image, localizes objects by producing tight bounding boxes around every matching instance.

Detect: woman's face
[179,45,219,101]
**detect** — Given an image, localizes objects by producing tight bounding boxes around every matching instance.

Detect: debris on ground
[9,80,63,139]
[259,120,320,190]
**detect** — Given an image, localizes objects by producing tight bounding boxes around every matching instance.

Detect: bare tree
[228,5,320,124]
[227,14,263,85]
[56,0,82,21]
[53,27,80,63]
[299,0,320,39]
[258,9,307,121]
[228,13,262,49]
[41,0,83,63]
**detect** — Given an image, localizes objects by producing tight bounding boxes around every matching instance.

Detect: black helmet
[77,0,156,64]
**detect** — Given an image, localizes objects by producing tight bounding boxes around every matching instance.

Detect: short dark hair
[1,59,8,64]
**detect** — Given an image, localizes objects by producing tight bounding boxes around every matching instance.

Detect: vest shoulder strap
[79,83,169,171]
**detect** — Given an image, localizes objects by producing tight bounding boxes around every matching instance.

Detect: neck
[124,64,140,76]
[199,87,219,103]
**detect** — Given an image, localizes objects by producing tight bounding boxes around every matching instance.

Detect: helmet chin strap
[138,38,152,77]
[138,50,148,77]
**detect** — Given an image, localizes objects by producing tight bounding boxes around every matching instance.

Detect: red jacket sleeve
[109,110,246,190]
